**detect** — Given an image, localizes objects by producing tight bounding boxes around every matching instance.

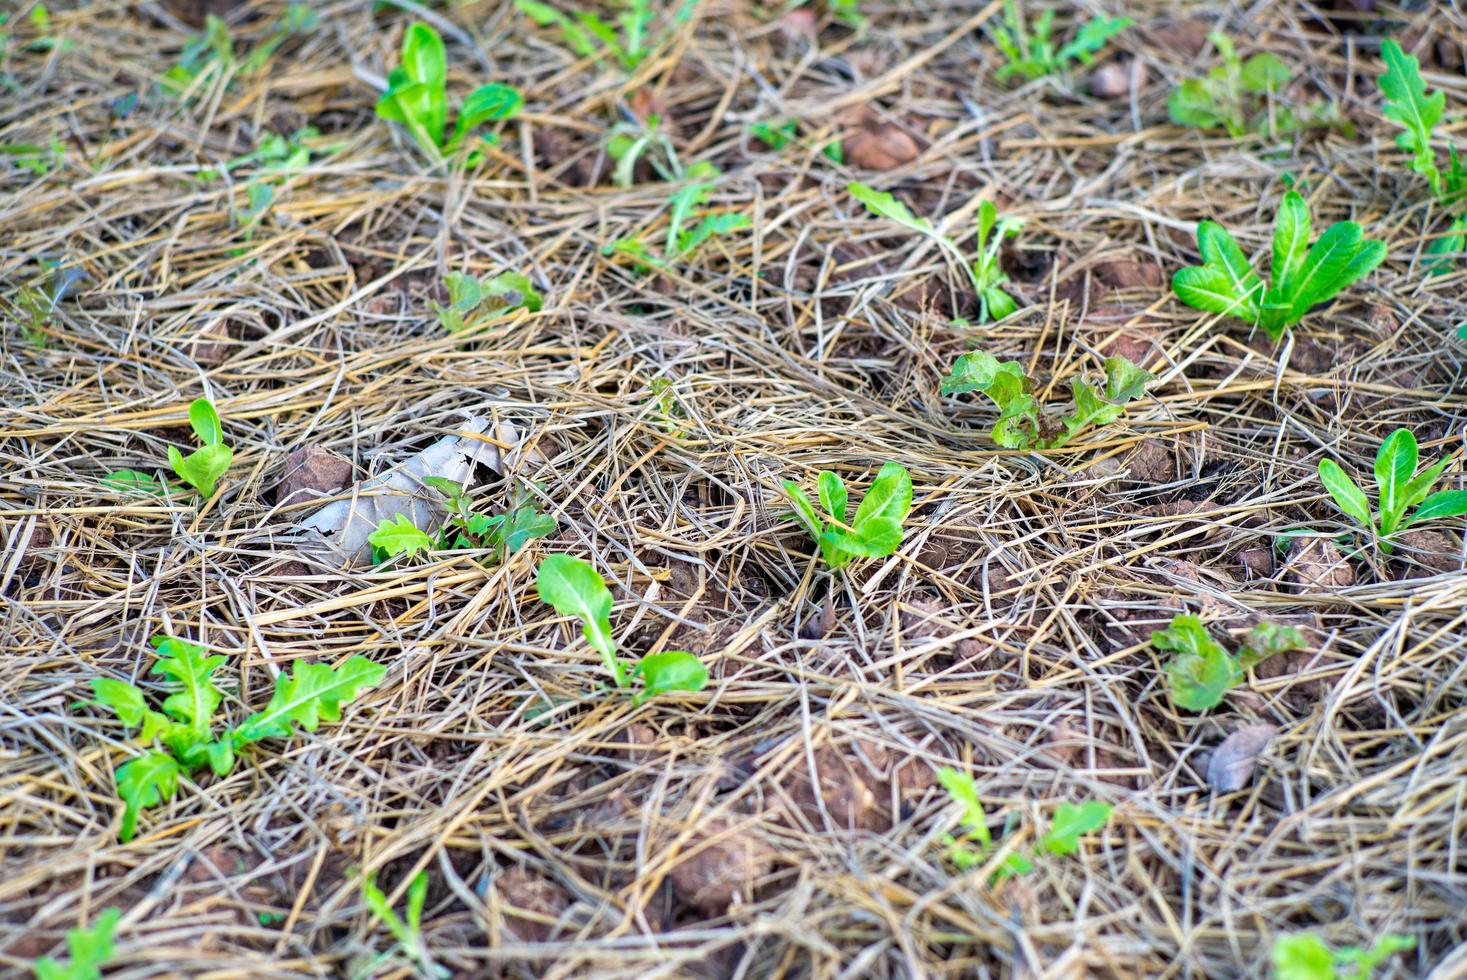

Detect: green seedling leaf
[1272,933,1335,980]
[421,475,465,504]
[1380,39,1444,199]
[936,765,990,847]
[1374,428,1417,534]
[631,650,708,704]
[231,656,386,745]
[489,506,556,553]
[1151,614,1239,711]
[817,471,848,523]
[114,751,180,842]
[849,182,943,241]
[1238,622,1304,668]
[369,514,436,561]
[483,272,543,313]
[1168,79,1228,130]
[677,212,750,256]
[150,636,226,736]
[189,398,223,446]
[450,83,522,149]
[1337,935,1416,977]
[101,469,164,494]
[1318,459,1374,532]
[1036,801,1112,856]
[1407,489,1467,526]
[32,907,122,980]
[781,481,823,542]
[940,352,1043,449]
[1269,191,1311,301]
[1055,15,1132,67]
[850,461,912,540]
[515,0,597,57]
[1239,52,1290,93]
[536,553,622,686]
[90,678,148,727]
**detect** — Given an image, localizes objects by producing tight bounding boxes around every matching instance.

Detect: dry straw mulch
[3,0,1466,977]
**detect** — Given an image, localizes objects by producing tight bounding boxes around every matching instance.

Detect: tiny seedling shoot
[782,461,913,570]
[368,477,556,564]
[990,0,1132,84]
[167,397,233,498]
[32,907,122,980]
[535,553,708,704]
[1317,428,1467,553]
[941,353,1149,450]
[375,23,522,163]
[1167,33,1348,139]
[90,634,386,841]
[1150,615,1304,712]
[513,0,701,72]
[1271,931,1414,980]
[434,270,542,333]
[1172,191,1385,340]
[362,870,447,979]
[849,183,1023,323]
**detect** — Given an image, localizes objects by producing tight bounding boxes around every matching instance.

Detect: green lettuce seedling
[604,159,749,270]
[1169,33,1348,138]
[167,397,233,498]
[991,0,1131,83]
[369,479,555,564]
[362,870,447,979]
[849,183,1023,322]
[1172,191,1385,340]
[1379,39,1467,271]
[434,270,542,332]
[375,23,522,162]
[32,907,121,980]
[782,461,913,570]
[514,0,700,71]
[1150,615,1304,712]
[1318,428,1467,552]
[937,767,1111,883]
[1272,931,1414,980]
[941,352,1148,450]
[535,553,708,703]
[90,634,385,841]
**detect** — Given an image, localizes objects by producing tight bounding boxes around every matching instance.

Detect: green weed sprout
[368,478,555,564]
[536,553,708,703]
[782,461,913,570]
[849,183,1022,322]
[1172,191,1385,340]
[90,635,385,841]
[162,5,314,97]
[375,23,522,162]
[167,397,233,498]
[937,767,1111,882]
[1150,615,1304,712]
[32,907,121,980]
[434,270,542,332]
[1272,931,1414,980]
[1169,33,1348,139]
[1318,428,1467,553]
[603,158,750,270]
[991,0,1131,83]
[1379,39,1466,272]
[749,118,843,163]
[941,353,1149,450]
[514,0,700,71]
[362,871,447,979]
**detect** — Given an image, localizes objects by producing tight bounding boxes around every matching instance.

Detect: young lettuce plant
[536,553,708,704]
[991,0,1132,83]
[1168,33,1348,138]
[90,635,385,841]
[1272,931,1414,980]
[782,461,913,570]
[514,0,700,71]
[1379,39,1467,272]
[1172,191,1385,341]
[941,353,1149,450]
[1318,428,1467,553]
[32,908,122,980]
[367,478,555,564]
[433,270,542,333]
[375,23,522,163]
[937,767,1111,883]
[1150,615,1304,712]
[167,397,233,498]
[848,183,1022,322]
[604,160,749,271]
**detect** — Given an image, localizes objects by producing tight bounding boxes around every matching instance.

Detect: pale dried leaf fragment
[1206,724,1277,793]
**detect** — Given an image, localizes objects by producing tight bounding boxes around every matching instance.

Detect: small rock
[1123,441,1175,483]
[1237,548,1273,579]
[777,6,816,38]
[1206,724,1276,793]
[1283,538,1355,593]
[783,745,881,830]
[844,122,920,171]
[1150,19,1211,57]
[493,867,571,943]
[1090,59,1147,99]
[1098,325,1164,369]
[275,445,353,506]
[669,818,776,914]
[1392,529,1463,577]
[798,595,836,639]
[187,320,233,367]
[617,723,658,766]
[1094,260,1163,291]
[1366,304,1398,340]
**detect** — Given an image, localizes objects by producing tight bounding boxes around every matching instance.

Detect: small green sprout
[1379,39,1466,272]
[434,270,542,332]
[368,479,555,564]
[362,871,447,979]
[1170,33,1348,139]
[604,159,749,270]
[90,634,385,841]
[941,352,1149,450]
[749,118,843,163]
[514,0,700,71]
[375,23,522,163]
[991,0,1131,84]
[167,397,234,499]
[368,514,437,563]
[937,767,1111,883]
[1150,615,1304,712]
[782,461,913,570]
[1272,931,1414,980]
[1172,191,1385,341]
[162,15,234,96]
[32,907,121,980]
[1318,428,1467,552]
[535,553,708,703]
[1,137,65,176]
[848,183,1023,322]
